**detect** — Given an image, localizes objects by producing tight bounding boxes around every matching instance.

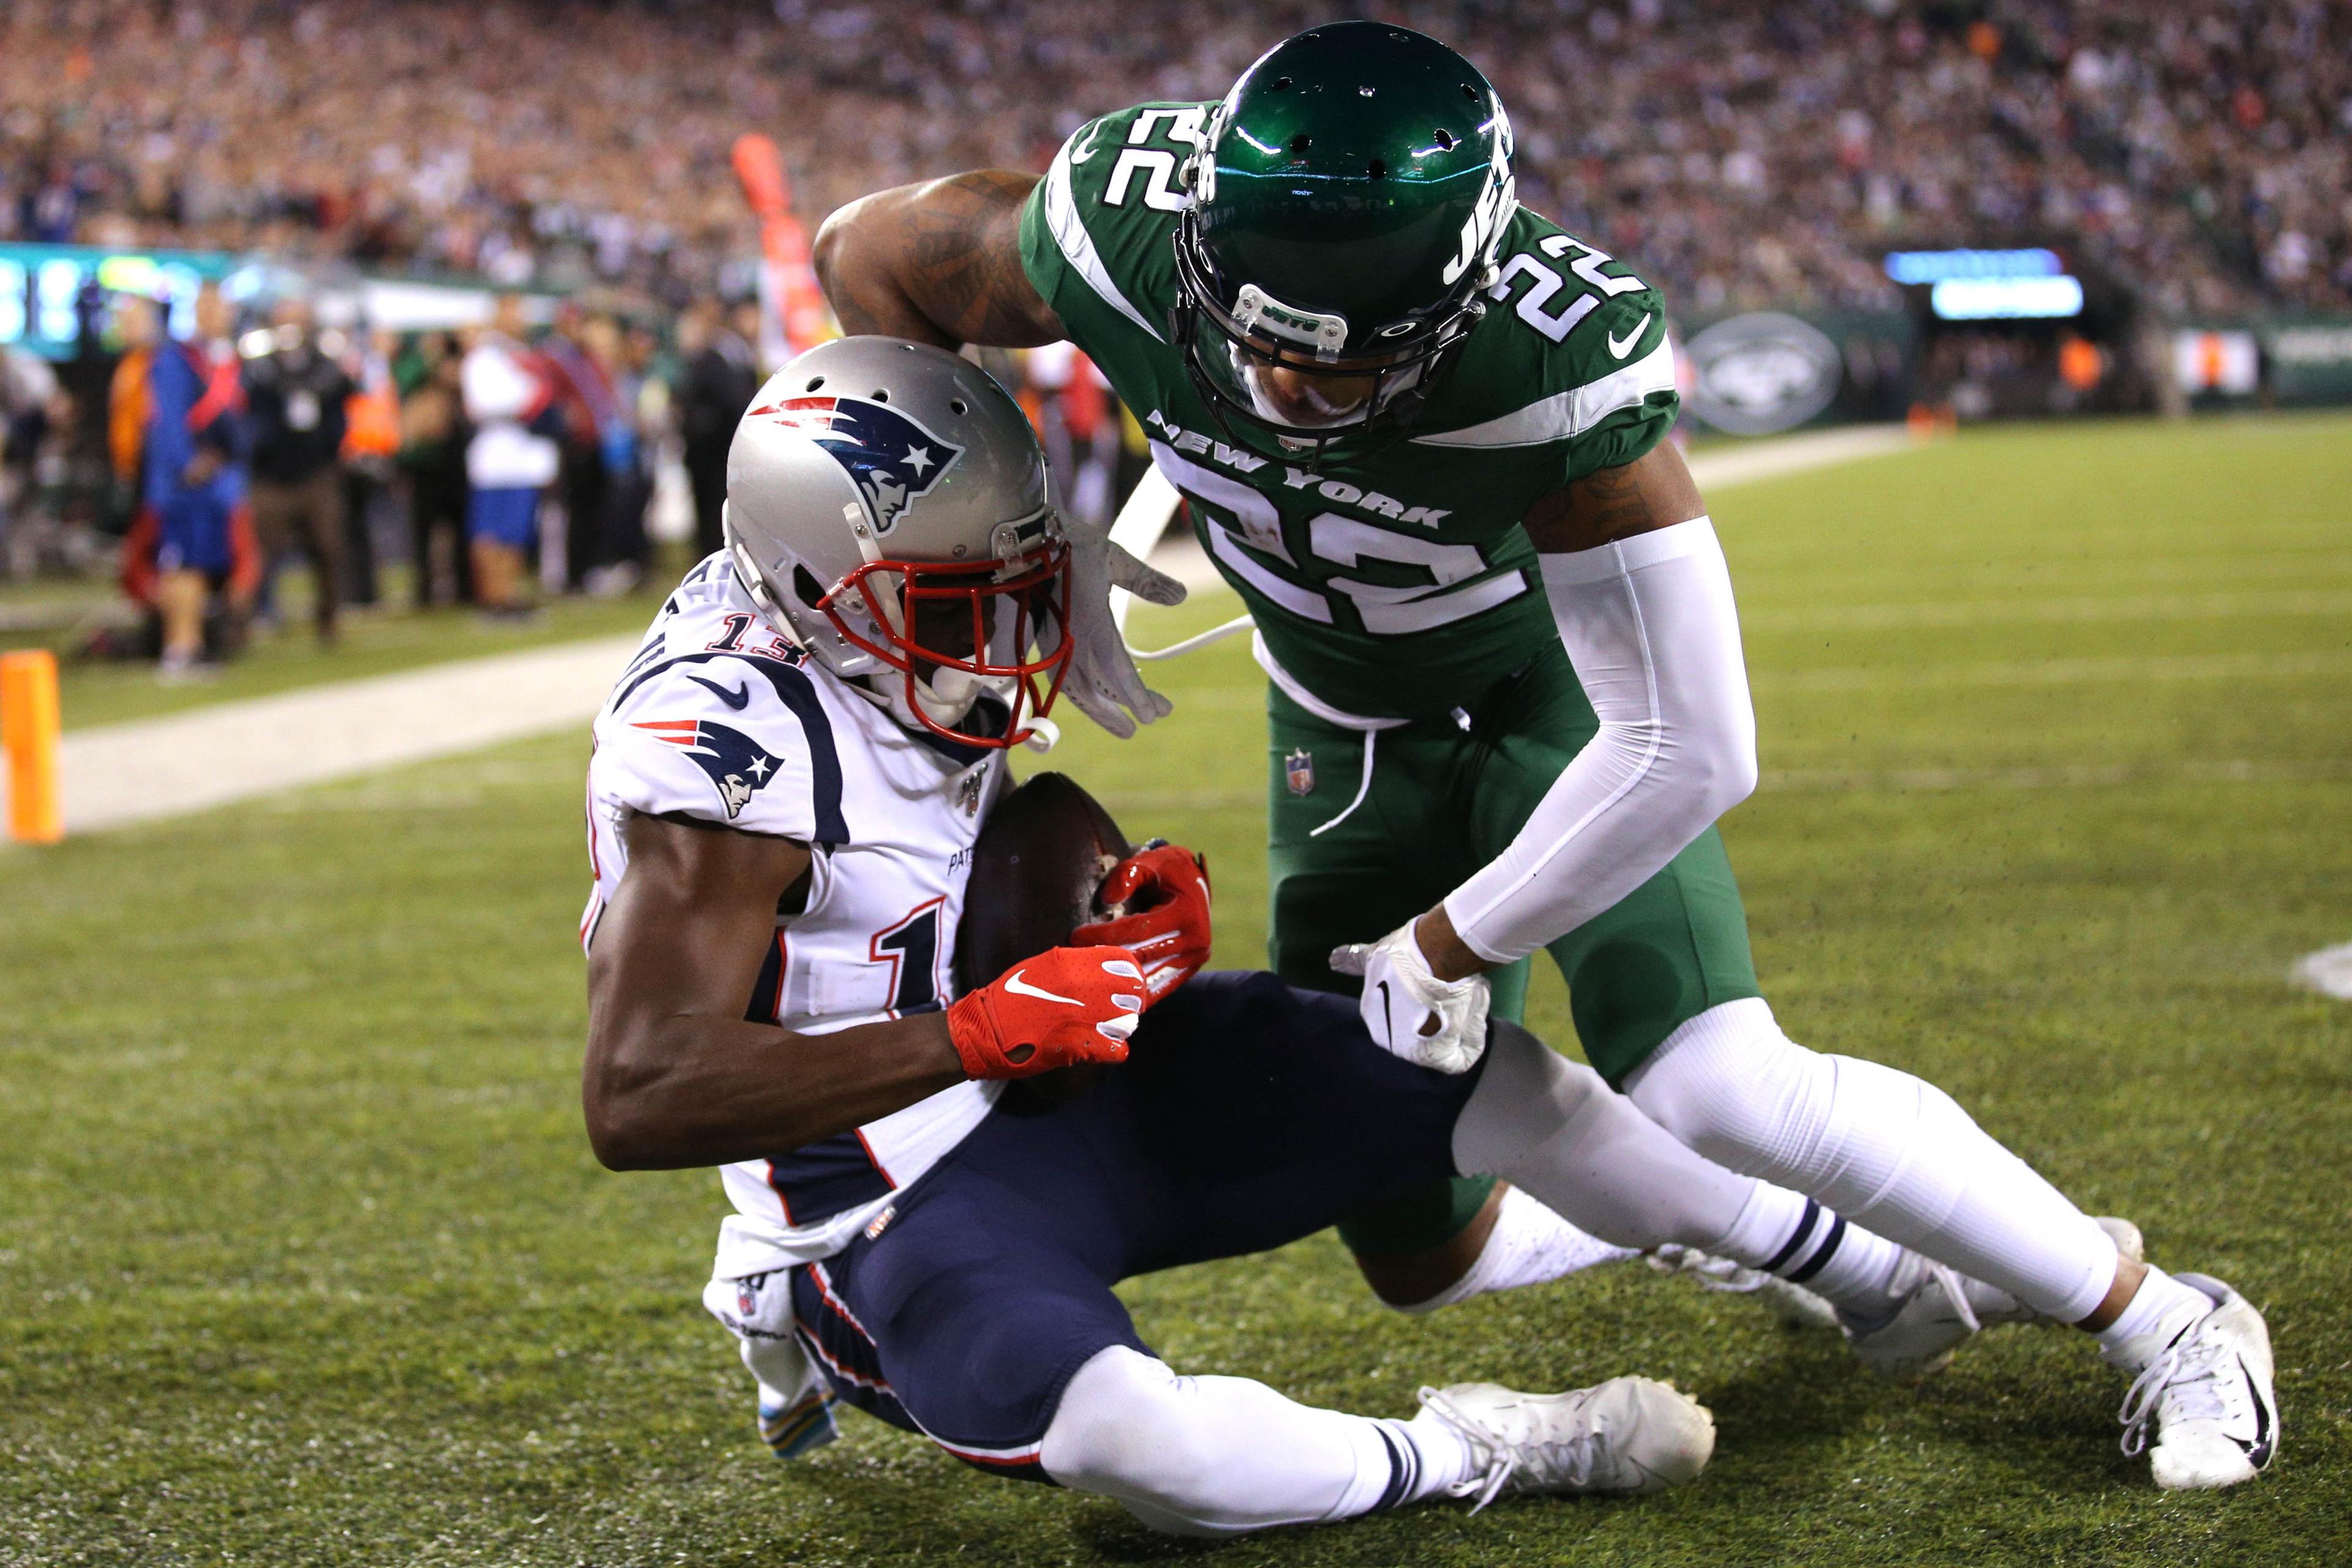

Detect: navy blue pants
[789,971,1486,1480]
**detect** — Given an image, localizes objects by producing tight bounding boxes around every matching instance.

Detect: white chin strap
[858,667,1035,747]
[926,670,1063,752]
[912,666,1004,725]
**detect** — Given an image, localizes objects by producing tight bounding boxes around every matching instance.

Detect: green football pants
[1265,644,1762,1256]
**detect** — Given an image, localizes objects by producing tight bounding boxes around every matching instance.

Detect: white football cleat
[2114,1274,2278,1491]
[1842,1255,1985,1381]
[1646,1245,1840,1330]
[1417,1377,1715,1510]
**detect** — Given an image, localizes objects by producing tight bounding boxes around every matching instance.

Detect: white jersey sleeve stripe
[1043,132,1166,345]
[1409,338,1677,450]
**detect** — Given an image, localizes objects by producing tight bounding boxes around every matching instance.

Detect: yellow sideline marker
[1,648,63,843]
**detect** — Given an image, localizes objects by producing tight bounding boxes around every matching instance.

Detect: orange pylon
[1,648,62,843]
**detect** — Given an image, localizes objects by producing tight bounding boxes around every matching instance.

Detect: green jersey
[1019,102,1679,723]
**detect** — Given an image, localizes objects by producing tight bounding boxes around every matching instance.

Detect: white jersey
[461,334,559,489]
[583,553,1011,1278]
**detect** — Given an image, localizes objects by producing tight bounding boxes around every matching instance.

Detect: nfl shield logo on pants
[1284,748,1316,797]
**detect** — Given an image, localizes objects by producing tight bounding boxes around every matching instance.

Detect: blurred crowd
[0,282,777,676]
[0,279,1134,677]
[2,0,2346,318]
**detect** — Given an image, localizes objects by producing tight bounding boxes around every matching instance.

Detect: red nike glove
[945,945,1146,1080]
[1071,841,1211,1006]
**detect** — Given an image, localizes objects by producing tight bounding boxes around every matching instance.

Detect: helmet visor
[1205,333,1428,433]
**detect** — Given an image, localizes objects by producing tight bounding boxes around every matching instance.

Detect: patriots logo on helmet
[634,718,787,820]
[745,394,964,535]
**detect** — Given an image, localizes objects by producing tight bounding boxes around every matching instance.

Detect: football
[951,771,1136,998]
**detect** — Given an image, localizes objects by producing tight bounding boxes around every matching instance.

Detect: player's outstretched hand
[946,946,1147,1079]
[1329,923,1491,1074]
[1054,511,1185,739]
[1071,840,1211,1005]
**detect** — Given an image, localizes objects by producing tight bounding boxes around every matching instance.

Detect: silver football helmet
[722,337,1071,748]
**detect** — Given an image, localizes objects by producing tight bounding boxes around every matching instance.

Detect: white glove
[1054,511,1185,738]
[1329,922,1491,1074]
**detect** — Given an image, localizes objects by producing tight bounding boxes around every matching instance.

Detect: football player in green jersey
[812,23,2277,1489]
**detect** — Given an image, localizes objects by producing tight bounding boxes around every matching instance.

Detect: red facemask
[818,542,1073,748]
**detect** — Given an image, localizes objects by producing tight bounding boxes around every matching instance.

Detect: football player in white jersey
[579,339,2046,1537]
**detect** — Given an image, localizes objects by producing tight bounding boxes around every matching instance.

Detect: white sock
[2095,1267,2214,1370]
[1628,998,2122,1323]
[1713,1184,1910,1318]
[1398,1186,1638,1315]
[1398,1404,1482,1498]
[1042,1347,1475,1536]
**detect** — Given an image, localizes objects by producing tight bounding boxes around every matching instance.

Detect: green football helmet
[1173,21,1515,451]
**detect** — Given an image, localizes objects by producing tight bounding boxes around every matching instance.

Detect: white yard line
[1684,423,1920,491]
[6,636,639,835]
[2291,941,2352,1001]
[0,424,1930,838]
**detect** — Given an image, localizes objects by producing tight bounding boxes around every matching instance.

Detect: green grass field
[3,415,2349,1566]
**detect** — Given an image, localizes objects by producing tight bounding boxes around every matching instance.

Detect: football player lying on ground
[579,341,2067,1537]
[809,23,2277,1491]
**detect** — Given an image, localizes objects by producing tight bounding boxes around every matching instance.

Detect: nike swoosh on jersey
[1003,970,1082,1006]
[688,676,752,709]
[1607,313,1653,359]
[1069,120,1106,164]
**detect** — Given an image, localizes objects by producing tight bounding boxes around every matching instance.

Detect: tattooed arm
[1520,442,1707,554]
[812,171,1066,349]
